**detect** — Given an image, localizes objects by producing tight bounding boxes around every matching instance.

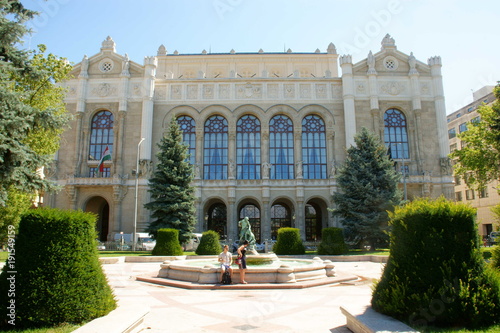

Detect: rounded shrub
[372,197,500,329]
[273,228,305,255]
[317,227,347,255]
[195,230,222,255]
[152,228,184,256]
[491,245,500,269]
[0,208,116,328]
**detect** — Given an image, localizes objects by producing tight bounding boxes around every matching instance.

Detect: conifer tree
[332,127,401,250]
[145,118,196,245]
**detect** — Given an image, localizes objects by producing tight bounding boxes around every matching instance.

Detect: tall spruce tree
[332,127,402,250]
[145,118,196,245]
[0,1,71,207]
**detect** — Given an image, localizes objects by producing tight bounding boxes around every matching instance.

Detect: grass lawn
[2,323,80,332]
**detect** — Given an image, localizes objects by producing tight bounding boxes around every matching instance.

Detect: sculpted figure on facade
[295,160,303,178]
[121,53,130,76]
[262,162,272,178]
[80,55,89,77]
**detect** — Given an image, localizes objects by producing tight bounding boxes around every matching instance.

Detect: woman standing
[237,240,249,284]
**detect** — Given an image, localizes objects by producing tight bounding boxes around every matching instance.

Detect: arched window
[89,110,114,177]
[384,109,409,160]
[270,203,292,240]
[305,203,322,241]
[207,203,227,239]
[204,115,228,180]
[177,116,196,165]
[237,115,261,179]
[269,115,294,179]
[302,115,327,179]
[239,204,261,243]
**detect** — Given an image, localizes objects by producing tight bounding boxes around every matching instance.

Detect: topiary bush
[152,228,184,256]
[491,245,500,269]
[273,228,305,255]
[317,227,347,255]
[372,197,500,330]
[0,208,116,329]
[195,230,221,255]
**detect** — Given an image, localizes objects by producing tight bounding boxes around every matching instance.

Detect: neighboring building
[447,86,498,237]
[44,34,454,243]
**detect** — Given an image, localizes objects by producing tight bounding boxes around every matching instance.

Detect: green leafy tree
[450,83,500,190]
[146,118,196,245]
[0,1,71,207]
[331,127,401,250]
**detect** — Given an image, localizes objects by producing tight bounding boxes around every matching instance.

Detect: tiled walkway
[103,261,385,333]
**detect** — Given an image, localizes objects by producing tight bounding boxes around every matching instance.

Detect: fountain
[136,219,356,288]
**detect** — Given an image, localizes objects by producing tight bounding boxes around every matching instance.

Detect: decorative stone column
[140,56,157,160]
[367,51,380,136]
[428,56,449,159]
[339,55,356,148]
[74,55,89,176]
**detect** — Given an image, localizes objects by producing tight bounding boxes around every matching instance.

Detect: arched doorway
[270,203,292,240]
[206,203,227,239]
[238,204,261,243]
[305,203,322,241]
[85,196,109,241]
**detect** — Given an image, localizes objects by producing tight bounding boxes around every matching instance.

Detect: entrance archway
[85,196,109,241]
[270,203,292,240]
[206,203,227,239]
[238,204,261,243]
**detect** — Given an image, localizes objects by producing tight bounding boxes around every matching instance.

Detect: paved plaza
[103,260,385,333]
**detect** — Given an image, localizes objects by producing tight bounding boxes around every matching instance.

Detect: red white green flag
[97,146,111,173]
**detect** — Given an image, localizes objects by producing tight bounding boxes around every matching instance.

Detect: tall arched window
[384,108,409,160]
[207,203,227,239]
[269,115,294,179]
[89,110,114,177]
[302,115,327,179]
[270,204,292,240]
[204,115,228,180]
[177,116,196,165]
[237,115,261,179]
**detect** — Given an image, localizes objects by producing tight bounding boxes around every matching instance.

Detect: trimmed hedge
[0,208,116,328]
[317,227,347,255]
[372,197,500,329]
[195,230,221,255]
[491,245,500,269]
[152,228,184,256]
[273,228,305,255]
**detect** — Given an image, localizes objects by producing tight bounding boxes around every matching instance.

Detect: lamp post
[133,138,145,251]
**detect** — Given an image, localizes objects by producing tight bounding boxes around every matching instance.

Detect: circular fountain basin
[157,255,336,284]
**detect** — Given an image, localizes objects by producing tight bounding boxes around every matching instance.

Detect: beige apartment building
[447,86,498,238]
[44,34,454,243]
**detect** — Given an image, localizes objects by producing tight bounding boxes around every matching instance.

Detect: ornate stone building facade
[45,34,454,243]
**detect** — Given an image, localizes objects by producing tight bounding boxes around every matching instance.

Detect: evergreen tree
[145,118,196,245]
[332,127,401,250]
[0,1,71,207]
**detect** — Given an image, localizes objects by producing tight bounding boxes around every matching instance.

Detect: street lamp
[133,138,145,251]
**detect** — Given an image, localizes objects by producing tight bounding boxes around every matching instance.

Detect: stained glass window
[384,109,409,160]
[237,115,261,179]
[204,115,228,179]
[177,116,196,165]
[302,115,327,179]
[269,115,294,179]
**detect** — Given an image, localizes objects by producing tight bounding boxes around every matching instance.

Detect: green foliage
[450,83,500,190]
[491,245,500,270]
[0,189,32,243]
[0,208,116,328]
[0,2,72,206]
[317,227,347,255]
[491,204,500,231]
[195,230,222,255]
[331,127,401,250]
[372,197,500,329]
[151,228,184,256]
[273,228,305,255]
[146,118,196,244]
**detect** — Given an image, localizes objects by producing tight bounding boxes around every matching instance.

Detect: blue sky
[20,0,499,114]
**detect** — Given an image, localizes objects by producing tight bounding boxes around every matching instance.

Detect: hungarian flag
[97,146,111,173]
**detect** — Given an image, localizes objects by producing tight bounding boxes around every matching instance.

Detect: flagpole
[133,138,145,251]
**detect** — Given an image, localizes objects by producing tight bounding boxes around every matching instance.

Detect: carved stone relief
[219,84,230,99]
[154,86,166,100]
[315,84,327,99]
[187,85,198,99]
[332,84,342,99]
[355,81,366,94]
[267,84,279,98]
[284,84,295,98]
[91,83,117,97]
[171,85,182,99]
[203,84,214,99]
[236,83,262,99]
[379,81,406,96]
[300,84,311,98]
[420,83,430,95]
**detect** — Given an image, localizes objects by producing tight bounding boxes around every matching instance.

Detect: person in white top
[218,245,233,283]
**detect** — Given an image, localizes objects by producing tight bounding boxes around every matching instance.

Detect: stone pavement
[102,260,385,333]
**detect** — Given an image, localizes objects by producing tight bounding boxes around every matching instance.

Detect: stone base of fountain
[155,255,336,285]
